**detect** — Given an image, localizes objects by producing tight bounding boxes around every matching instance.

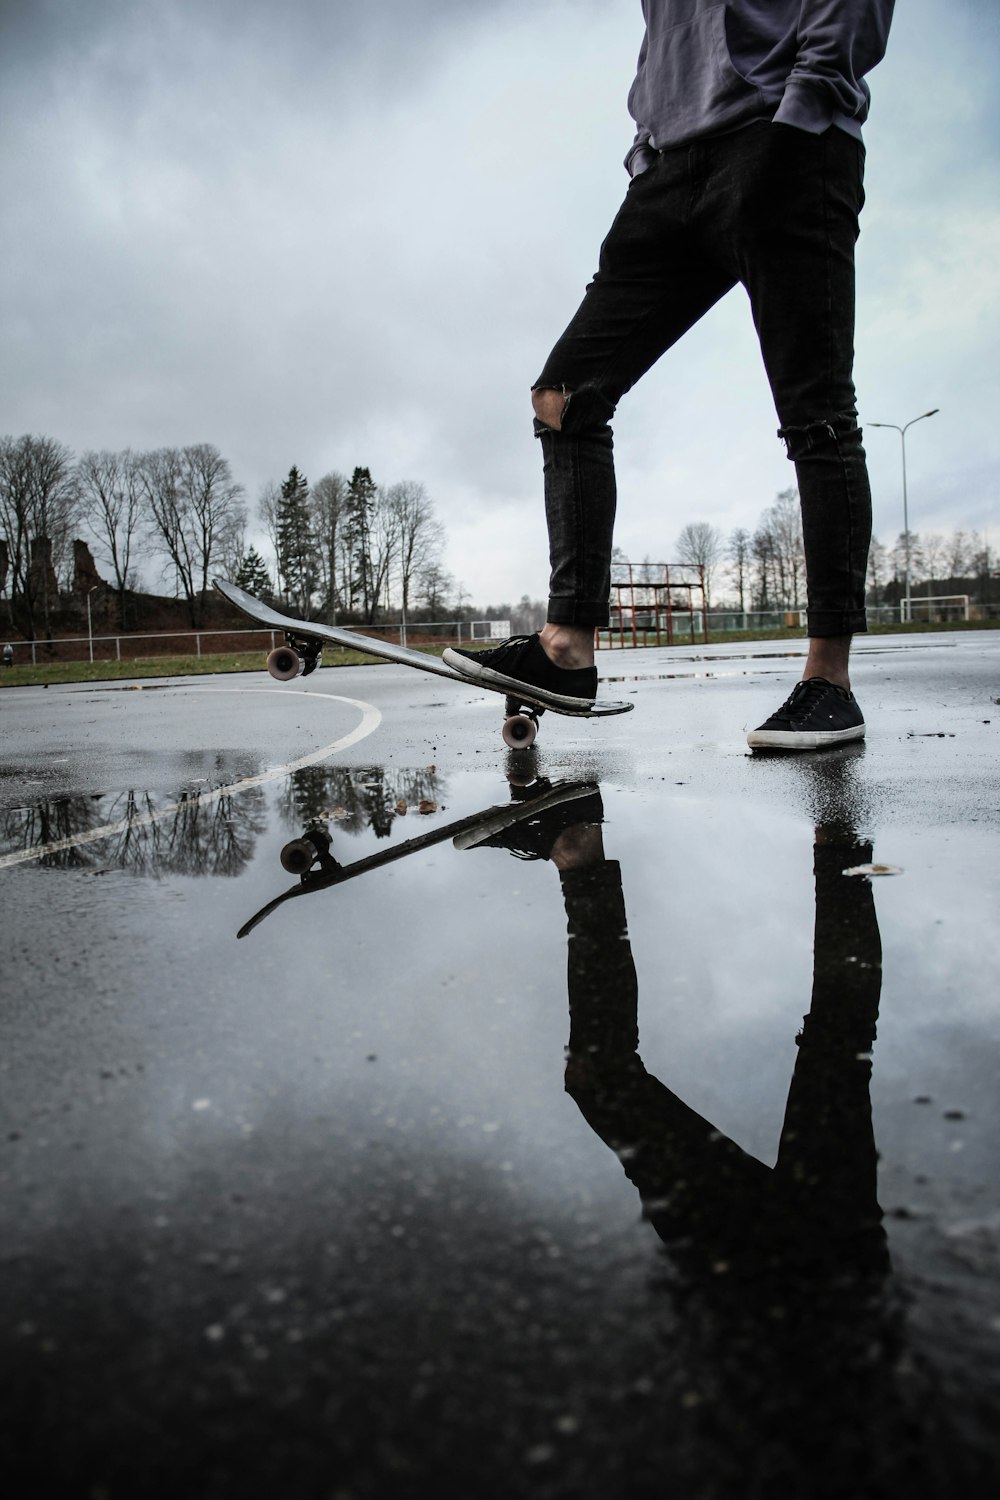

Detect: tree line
[0,434,456,638]
[668,489,994,614]
[0,434,248,636]
[250,464,452,626]
[3,431,992,640]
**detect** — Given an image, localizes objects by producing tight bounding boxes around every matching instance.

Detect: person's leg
[741,125,870,672]
[559,851,772,1258]
[534,424,608,667]
[772,823,887,1274]
[531,159,732,639]
[707,122,869,747]
[445,151,733,700]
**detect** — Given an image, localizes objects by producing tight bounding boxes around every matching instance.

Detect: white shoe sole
[747,724,866,751]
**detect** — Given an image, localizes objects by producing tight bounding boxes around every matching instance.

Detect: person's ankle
[804,635,852,692]
[539,623,595,671]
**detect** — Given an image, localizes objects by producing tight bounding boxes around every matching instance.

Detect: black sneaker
[453,779,603,859]
[444,634,598,710]
[747,677,865,751]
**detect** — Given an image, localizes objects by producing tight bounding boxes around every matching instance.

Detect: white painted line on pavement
[0,687,382,870]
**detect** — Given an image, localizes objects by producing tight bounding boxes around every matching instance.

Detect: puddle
[2,758,998,1495]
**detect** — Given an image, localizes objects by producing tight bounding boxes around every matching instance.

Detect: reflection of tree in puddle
[0,796,105,869]
[0,787,266,878]
[3,766,446,878]
[278,765,442,839]
[123,789,267,877]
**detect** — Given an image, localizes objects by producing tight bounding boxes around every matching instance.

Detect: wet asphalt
[0,631,998,1500]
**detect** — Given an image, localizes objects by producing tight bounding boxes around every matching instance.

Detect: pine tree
[344,466,378,618]
[275,466,317,614]
[234,547,273,600]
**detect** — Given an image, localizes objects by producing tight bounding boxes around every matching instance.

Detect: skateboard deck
[214,577,632,745]
[237,779,599,938]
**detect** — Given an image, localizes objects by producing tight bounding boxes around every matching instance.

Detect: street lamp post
[870,408,939,623]
[86,585,99,663]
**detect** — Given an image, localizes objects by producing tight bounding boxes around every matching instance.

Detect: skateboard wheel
[502,714,538,749]
[267,646,302,681]
[505,758,537,787]
[280,838,316,874]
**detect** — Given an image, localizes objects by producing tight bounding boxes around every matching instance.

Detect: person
[2,643,12,668]
[446,1,896,751]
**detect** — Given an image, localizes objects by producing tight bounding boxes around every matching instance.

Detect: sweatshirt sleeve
[624,127,657,177]
[773,1,895,134]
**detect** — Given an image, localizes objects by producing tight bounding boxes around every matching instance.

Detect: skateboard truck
[266,632,323,680]
[279,824,342,877]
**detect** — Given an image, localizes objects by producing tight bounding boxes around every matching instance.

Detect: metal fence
[4,620,508,668]
[704,609,806,632]
[6,600,996,668]
[599,600,998,646]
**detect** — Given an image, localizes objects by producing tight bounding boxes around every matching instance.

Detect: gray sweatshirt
[626,0,895,174]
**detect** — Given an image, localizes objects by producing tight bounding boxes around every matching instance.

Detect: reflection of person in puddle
[563,815,886,1280]
[469,781,897,1491]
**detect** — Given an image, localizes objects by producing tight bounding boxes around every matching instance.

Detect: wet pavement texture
[0,632,998,1499]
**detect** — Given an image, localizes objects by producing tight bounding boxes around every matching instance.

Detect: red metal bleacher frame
[600,562,708,649]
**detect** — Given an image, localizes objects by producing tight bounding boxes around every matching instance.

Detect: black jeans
[534,121,871,636]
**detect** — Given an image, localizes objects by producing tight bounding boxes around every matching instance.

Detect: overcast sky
[2,0,997,605]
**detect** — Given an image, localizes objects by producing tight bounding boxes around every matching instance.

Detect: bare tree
[676,521,725,609]
[384,480,445,619]
[217,511,248,585]
[0,436,32,624]
[77,448,143,626]
[258,478,282,582]
[890,530,922,594]
[727,527,751,613]
[312,471,348,622]
[0,433,77,637]
[909,535,927,590]
[920,531,948,596]
[866,535,888,606]
[946,529,972,579]
[368,487,402,621]
[762,488,805,609]
[751,524,777,610]
[417,561,456,617]
[184,445,246,616]
[610,546,631,589]
[511,595,546,634]
[138,445,187,604]
[140,444,245,625]
[969,530,994,606]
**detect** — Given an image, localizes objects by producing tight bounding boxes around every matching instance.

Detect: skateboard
[237,778,599,938]
[214,578,633,747]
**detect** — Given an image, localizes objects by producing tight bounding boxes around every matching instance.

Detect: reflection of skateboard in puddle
[214,578,632,747]
[238,779,598,939]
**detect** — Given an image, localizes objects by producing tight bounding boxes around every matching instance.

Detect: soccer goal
[901,594,970,623]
